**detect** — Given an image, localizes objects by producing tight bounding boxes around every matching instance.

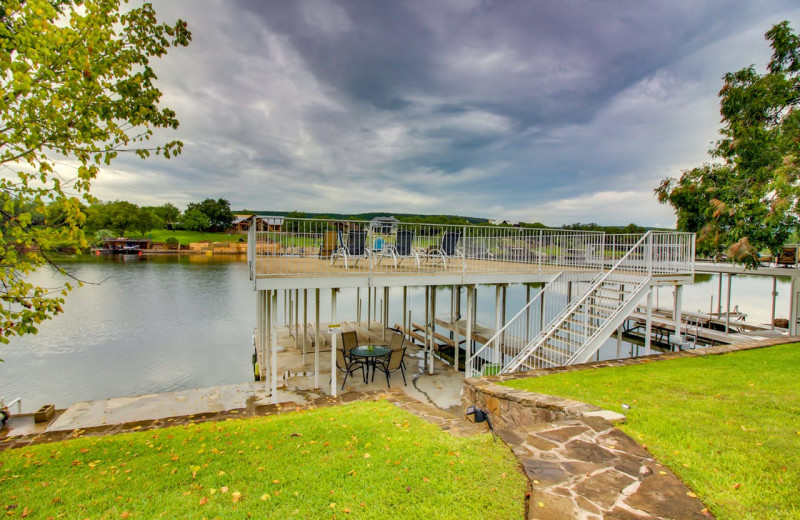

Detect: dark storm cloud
[87,0,800,226]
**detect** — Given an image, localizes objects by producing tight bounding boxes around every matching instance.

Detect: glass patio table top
[350,345,390,358]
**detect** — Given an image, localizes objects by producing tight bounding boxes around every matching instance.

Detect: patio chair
[387,331,407,370]
[379,229,420,269]
[372,347,407,388]
[425,230,464,267]
[332,348,365,391]
[331,229,370,268]
[341,330,359,359]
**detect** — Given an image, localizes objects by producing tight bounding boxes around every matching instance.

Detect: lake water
[0,256,791,413]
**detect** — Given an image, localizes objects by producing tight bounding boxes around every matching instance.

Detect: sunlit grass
[0,400,525,519]
[501,343,800,520]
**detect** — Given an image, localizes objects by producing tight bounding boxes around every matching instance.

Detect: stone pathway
[498,416,711,520]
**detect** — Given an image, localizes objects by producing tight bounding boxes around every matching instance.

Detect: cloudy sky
[92,0,800,226]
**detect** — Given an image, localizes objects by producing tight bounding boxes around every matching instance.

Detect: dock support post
[453,285,460,373]
[673,285,683,347]
[357,288,361,325]
[260,291,272,392]
[314,288,320,389]
[303,289,308,365]
[430,286,436,374]
[645,288,652,356]
[271,290,278,403]
[725,274,733,333]
[466,285,474,375]
[331,288,338,397]
[367,286,372,331]
[383,286,389,341]
[495,285,502,365]
[771,277,777,329]
[424,286,430,371]
[717,274,723,318]
[790,278,800,335]
[402,287,408,336]
[295,289,299,349]
[257,290,266,383]
[525,284,531,343]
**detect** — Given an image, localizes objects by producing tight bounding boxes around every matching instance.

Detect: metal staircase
[467,232,666,376]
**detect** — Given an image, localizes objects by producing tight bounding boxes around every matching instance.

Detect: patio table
[350,345,390,383]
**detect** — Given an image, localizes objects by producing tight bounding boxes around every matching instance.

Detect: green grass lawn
[501,343,800,520]
[129,229,246,245]
[0,400,525,519]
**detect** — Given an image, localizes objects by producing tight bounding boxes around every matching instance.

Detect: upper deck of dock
[246,218,695,289]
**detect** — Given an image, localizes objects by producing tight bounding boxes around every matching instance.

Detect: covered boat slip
[247,218,696,402]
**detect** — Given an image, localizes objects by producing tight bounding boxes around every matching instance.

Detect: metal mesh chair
[373,347,407,388]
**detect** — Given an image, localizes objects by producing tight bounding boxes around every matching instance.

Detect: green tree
[656,21,800,265]
[149,202,180,229]
[181,208,210,231]
[133,207,160,235]
[186,198,234,231]
[100,200,140,236]
[0,0,190,342]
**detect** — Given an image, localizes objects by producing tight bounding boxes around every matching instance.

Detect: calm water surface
[0,256,790,413]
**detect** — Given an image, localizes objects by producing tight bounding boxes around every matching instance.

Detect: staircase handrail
[502,231,653,373]
[465,272,565,376]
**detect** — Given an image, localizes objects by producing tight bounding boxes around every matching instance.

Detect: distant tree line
[82,198,234,237]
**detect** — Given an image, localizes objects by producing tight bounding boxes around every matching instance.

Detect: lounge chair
[331,229,370,268]
[379,229,420,269]
[372,347,407,388]
[425,230,464,267]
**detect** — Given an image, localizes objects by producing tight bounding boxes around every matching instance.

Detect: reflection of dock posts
[314,288,320,389]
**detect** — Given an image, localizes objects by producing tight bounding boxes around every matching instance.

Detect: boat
[95,238,152,255]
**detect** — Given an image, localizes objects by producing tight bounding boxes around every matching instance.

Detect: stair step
[541,341,575,357]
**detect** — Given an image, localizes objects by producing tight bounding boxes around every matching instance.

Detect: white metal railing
[465,272,599,376]
[502,232,655,373]
[247,217,693,278]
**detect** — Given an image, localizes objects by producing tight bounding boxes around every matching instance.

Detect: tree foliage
[0,1,190,342]
[656,21,800,265]
[185,198,233,231]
